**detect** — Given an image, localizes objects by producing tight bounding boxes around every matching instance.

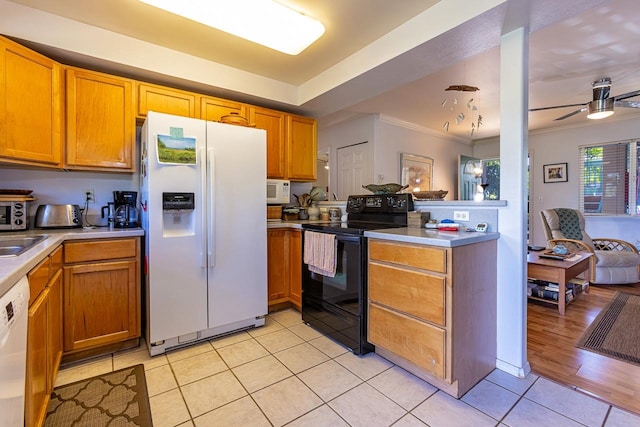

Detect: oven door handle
[303,229,361,244]
[335,234,361,244]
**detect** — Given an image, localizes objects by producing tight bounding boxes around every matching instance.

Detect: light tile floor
[53,309,640,427]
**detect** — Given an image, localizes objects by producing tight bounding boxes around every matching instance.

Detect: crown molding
[377,114,472,145]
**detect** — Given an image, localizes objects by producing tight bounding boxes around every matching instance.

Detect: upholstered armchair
[540,208,640,285]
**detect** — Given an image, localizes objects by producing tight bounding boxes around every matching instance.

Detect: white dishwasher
[0,276,29,427]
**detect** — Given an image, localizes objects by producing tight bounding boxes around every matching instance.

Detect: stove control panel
[347,194,413,214]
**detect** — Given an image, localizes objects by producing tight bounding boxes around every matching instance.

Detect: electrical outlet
[453,210,469,221]
[83,189,95,203]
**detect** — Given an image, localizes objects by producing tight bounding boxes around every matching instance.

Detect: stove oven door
[301,231,372,354]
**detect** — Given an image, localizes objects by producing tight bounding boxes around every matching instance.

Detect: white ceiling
[4,0,640,140]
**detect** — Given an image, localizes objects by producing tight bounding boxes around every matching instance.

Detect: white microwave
[267,179,290,204]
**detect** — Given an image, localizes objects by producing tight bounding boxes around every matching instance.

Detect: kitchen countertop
[268,220,500,247]
[364,227,500,247]
[266,220,321,229]
[0,227,144,298]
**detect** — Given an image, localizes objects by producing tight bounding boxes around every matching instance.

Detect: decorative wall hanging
[400,153,433,193]
[543,162,568,183]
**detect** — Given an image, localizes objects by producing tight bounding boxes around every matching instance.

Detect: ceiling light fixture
[586,98,614,119]
[138,0,325,55]
[586,78,614,119]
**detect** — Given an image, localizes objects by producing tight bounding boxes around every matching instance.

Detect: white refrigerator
[141,111,267,356]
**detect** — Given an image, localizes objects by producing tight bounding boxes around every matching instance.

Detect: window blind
[579,141,638,215]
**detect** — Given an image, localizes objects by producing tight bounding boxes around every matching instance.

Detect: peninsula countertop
[364,227,500,247]
[268,220,500,247]
[0,227,144,298]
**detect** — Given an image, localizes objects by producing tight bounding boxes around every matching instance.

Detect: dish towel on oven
[303,231,338,277]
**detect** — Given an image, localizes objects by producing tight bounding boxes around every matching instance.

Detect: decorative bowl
[310,186,327,201]
[362,183,409,195]
[219,112,253,127]
[412,190,448,200]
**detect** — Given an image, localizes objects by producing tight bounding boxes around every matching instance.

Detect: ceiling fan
[529,78,640,121]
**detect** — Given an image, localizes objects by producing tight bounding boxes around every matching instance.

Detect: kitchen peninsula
[365,227,499,398]
[268,216,499,398]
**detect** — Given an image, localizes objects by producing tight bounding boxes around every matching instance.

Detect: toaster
[34,204,83,228]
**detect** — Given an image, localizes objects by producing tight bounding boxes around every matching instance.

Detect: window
[579,140,639,214]
[481,158,500,200]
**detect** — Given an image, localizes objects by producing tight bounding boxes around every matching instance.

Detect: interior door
[337,142,372,199]
[458,155,482,200]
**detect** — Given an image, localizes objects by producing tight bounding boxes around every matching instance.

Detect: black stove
[301,193,413,354]
[303,193,414,234]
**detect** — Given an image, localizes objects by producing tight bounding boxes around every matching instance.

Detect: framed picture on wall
[401,153,433,192]
[543,162,568,183]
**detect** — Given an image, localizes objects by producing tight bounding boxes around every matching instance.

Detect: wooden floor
[527,282,640,415]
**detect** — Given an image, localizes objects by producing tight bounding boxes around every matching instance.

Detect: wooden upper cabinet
[0,36,62,167]
[138,82,198,118]
[250,106,286,179]
[201,96,247,122]
[287,114,317,181]
[65,67,135,171]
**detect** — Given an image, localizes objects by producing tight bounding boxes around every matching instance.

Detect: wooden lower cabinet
[48,269,63,379]
[369,304,446,378]
[267,228,302,311]
[268,229,289,304]
[25,245,63,427]
[25,288,49,427]
[289,230,302,308]
[62,238,141,358]
[367,238,497,398]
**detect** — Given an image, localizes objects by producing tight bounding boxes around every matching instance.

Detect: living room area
[473,92,640,416]
[527,281,640,415]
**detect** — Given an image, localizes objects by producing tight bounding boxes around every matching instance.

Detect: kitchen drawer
[369,262,445,326]
[369,303,446,379]
[369,240,447,273]
[64,238,138,263]
[28,256,50,306]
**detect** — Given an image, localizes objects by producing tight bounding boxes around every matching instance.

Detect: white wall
[319,114,473,199]
[374,117,473,200]
[473,114,640,246]
[0,166,139,226]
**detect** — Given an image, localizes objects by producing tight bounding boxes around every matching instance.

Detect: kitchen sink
[0,235,48,257]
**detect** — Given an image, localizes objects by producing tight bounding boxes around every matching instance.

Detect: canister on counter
[329,207,341,221]
[407,211,430,228]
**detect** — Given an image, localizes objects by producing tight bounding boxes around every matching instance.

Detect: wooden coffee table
[527,251,594,315]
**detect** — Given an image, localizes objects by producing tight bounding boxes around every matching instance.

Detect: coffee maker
[113,191,140,228]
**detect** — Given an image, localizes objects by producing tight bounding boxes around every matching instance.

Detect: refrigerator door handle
[207,147,216,268]
[200,147,208,269]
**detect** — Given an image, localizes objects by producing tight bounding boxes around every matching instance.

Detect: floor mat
[576,292,640,367]
[45,364,152,426]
